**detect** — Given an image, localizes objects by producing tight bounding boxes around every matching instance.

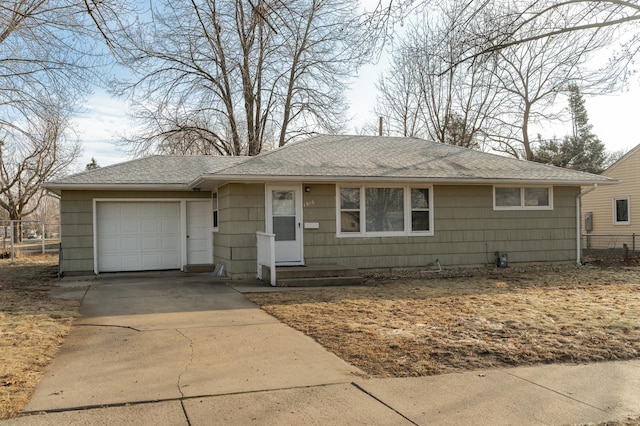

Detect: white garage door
[96,202,181,272]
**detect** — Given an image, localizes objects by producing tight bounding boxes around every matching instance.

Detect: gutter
[44,189,61,200]
[576,184,598,266]
[41,183,193,196]
[189,174,619,188]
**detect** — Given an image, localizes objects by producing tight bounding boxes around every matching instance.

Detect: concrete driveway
[21,273,409,424]
[7,272,640,425]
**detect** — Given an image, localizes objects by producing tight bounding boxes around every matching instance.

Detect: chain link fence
[1,220,60,263]
[581,233,636,262]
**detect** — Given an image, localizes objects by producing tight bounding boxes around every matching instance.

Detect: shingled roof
[196,135,616,185]
[44,155,247,191]
[44,135,617,192]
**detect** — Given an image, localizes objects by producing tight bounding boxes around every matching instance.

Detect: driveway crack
[504,372,609,413]
[351,382,419,425]
[176,328,195,399]
[76,324,141,332]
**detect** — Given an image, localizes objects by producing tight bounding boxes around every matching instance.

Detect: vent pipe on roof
[379,117,383,136]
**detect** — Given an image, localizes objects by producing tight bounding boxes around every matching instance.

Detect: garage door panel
[97,202,180,272]
[100,255,120,271]
[120,203,140,215]
[142,220,158,233]
[122,255,143,269]
[100,236,119,252]
[121,219,142,234]
[158,203,178,215]
[161,236,177,249]
[100,203,120,215]
[120,235,141,251]
[139,203,157,216]
[141,254,161,269]
[100,219,119,234]
[161,219,179,233]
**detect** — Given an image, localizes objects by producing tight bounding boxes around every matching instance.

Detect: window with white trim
[339,187,360,233]
[613,196,630,225]
[411,188,430,232]
[337,185,433,236]
[212,191,219,231]
[494,186,552,210]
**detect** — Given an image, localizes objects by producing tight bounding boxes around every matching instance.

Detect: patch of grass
[247,265,640,378]
[0,254,80,420]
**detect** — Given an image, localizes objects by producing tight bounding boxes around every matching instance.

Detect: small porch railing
[256,232,276,286]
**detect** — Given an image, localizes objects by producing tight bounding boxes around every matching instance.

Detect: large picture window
[614,197,630,225]
[338,185,433,237]
[365,187,404,232]
[494,186,552,210]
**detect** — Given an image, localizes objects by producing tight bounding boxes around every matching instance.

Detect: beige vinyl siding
[214,183,265,278]
[59,190,211,275]
[582,147,639,242]
[301,184,578,270]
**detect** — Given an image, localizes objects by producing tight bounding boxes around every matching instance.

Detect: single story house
[581,143,640,251]
[43,135,617,280]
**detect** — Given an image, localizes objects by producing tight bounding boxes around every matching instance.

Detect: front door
[267,185,303,264]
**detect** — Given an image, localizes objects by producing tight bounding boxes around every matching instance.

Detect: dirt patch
[247,265,640,378]
[0,254,81,420]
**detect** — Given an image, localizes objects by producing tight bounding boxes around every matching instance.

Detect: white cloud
[586,85,640,153]
[71,90,134,169]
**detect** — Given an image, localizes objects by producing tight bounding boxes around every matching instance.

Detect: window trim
[493,185,553,210]
[336,184,434,237]
[613,196,630,225]
[212,190,219,232]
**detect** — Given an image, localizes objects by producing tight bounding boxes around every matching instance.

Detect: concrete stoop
[262,264,363,287]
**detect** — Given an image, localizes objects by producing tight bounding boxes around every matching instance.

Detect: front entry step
[261,265,363,287]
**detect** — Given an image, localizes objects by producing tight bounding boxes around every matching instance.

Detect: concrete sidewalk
[2,273,639,425]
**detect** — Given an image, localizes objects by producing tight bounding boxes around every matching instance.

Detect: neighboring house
[43,135,616,278]
[581,144,640,251]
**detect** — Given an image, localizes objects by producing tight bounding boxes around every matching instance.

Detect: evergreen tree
[85,158,100,171]
[534,84,606,174]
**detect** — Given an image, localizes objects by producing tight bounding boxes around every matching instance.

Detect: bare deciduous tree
[373,2,502,148]
[0,0,131,140]
[113,0,370,157]
[485,10,615,159]
[371,1,640,81]
[371,1,615,158]
[374,49,426,138]
[0,107,79,242]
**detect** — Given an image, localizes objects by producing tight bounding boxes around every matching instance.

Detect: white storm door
[267,185,303,264]
[186,201,212,265]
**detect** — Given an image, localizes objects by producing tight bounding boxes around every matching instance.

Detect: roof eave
[41,182,193,195]
[192,174,619,186]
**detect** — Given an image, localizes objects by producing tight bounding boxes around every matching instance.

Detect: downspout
[576,184,597,266]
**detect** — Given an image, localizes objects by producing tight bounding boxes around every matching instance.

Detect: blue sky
[72,73,640,171]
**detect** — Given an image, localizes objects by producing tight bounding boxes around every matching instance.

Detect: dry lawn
[1,256,638,424]
[0,254,80,420]
[247,264,640,378]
